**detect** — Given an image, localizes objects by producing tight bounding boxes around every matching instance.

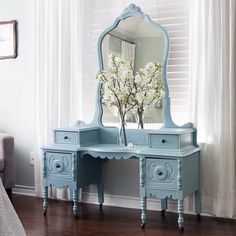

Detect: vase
[118,116,127,146]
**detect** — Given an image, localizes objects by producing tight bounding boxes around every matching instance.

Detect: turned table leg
[43,186,48,215]
[72,189,79,217]
[195,190,201,219]
[178,199,184,231]
[141,196,147,228]
[97,173,104,211]
[140,156,146,228]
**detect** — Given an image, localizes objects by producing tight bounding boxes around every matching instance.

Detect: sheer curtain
[34,0,85,197]
[189,0,236,218]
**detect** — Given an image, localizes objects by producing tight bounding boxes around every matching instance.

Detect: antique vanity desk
[42,4,201,231]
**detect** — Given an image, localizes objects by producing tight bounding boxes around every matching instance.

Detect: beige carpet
[0,179,26,236]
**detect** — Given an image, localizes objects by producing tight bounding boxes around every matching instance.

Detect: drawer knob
[154,166,167,180]
[56,164,61,169]
[64,136,69,140]
[161,139,166,143]
[53,160,64,173]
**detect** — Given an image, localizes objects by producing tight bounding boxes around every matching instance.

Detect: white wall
[0,0,35,187]
[0,0,143,198]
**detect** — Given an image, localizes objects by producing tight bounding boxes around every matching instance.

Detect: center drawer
[146,158,177,190]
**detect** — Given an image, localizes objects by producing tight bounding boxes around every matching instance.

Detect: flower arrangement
[132,62,163,128]
[96,54,163,145]
[96,54,136,145]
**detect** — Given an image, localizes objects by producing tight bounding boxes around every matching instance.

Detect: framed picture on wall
[0,20,17,60]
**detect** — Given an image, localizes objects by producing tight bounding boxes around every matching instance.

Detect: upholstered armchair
[0,133,14,199]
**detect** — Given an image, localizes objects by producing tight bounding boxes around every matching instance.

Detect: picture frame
[0,20,17,60]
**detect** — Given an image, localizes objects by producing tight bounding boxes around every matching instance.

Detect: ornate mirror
[93,4,192,130]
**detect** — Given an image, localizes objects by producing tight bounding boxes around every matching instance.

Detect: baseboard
[13,184,36,196]
[11,186,197,215]
[81,191,196,214]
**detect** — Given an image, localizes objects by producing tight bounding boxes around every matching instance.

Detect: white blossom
[96,54,163,127]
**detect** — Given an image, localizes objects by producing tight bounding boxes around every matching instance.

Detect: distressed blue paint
[41,4,201,230]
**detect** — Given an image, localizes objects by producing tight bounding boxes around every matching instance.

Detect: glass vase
[118,117,127,147]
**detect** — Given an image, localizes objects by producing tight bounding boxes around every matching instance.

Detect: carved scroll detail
[121,4,143,19]
[148,160,174,183]
[62,156,69,173]
[48,155,55,172]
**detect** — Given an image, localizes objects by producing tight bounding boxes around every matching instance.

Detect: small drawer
[149,134,179,149]
[54,131,79,145]
[46,152,72,178]
[146,158,177,190]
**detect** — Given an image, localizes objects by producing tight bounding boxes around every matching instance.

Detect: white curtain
[190,0,236,218]
[34,0,85,197]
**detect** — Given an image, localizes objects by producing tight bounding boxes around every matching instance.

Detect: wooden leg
[161,197,167,217]
[43,186,48,215]
[97,175,104,211]
[178,199,184,230]
[141,196,147,228]
[73,189,79,217]
[195,190,201,219]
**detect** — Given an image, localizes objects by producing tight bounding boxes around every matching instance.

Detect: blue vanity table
[42,4,201,231]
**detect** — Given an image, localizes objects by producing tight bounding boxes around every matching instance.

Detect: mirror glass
[101,16,165,129]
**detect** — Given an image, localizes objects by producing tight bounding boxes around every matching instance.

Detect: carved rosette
[148,161,174,183]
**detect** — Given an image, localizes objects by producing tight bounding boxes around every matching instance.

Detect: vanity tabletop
[42,142,200,158]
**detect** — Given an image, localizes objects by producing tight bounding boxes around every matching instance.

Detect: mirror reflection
[101,16,164,129]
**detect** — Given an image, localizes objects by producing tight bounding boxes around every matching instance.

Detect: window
[81,0,190,125]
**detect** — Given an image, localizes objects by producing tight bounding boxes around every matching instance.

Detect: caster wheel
[141,223,146,228]
[161,210,166,217]
[43,210,47,216]
[197,214,201,220]
[179,227,184,232]
[73,213,79,219]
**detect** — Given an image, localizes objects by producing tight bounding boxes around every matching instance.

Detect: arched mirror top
[93,4,192,130]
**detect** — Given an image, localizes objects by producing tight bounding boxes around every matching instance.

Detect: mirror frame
[92,4,192,129]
